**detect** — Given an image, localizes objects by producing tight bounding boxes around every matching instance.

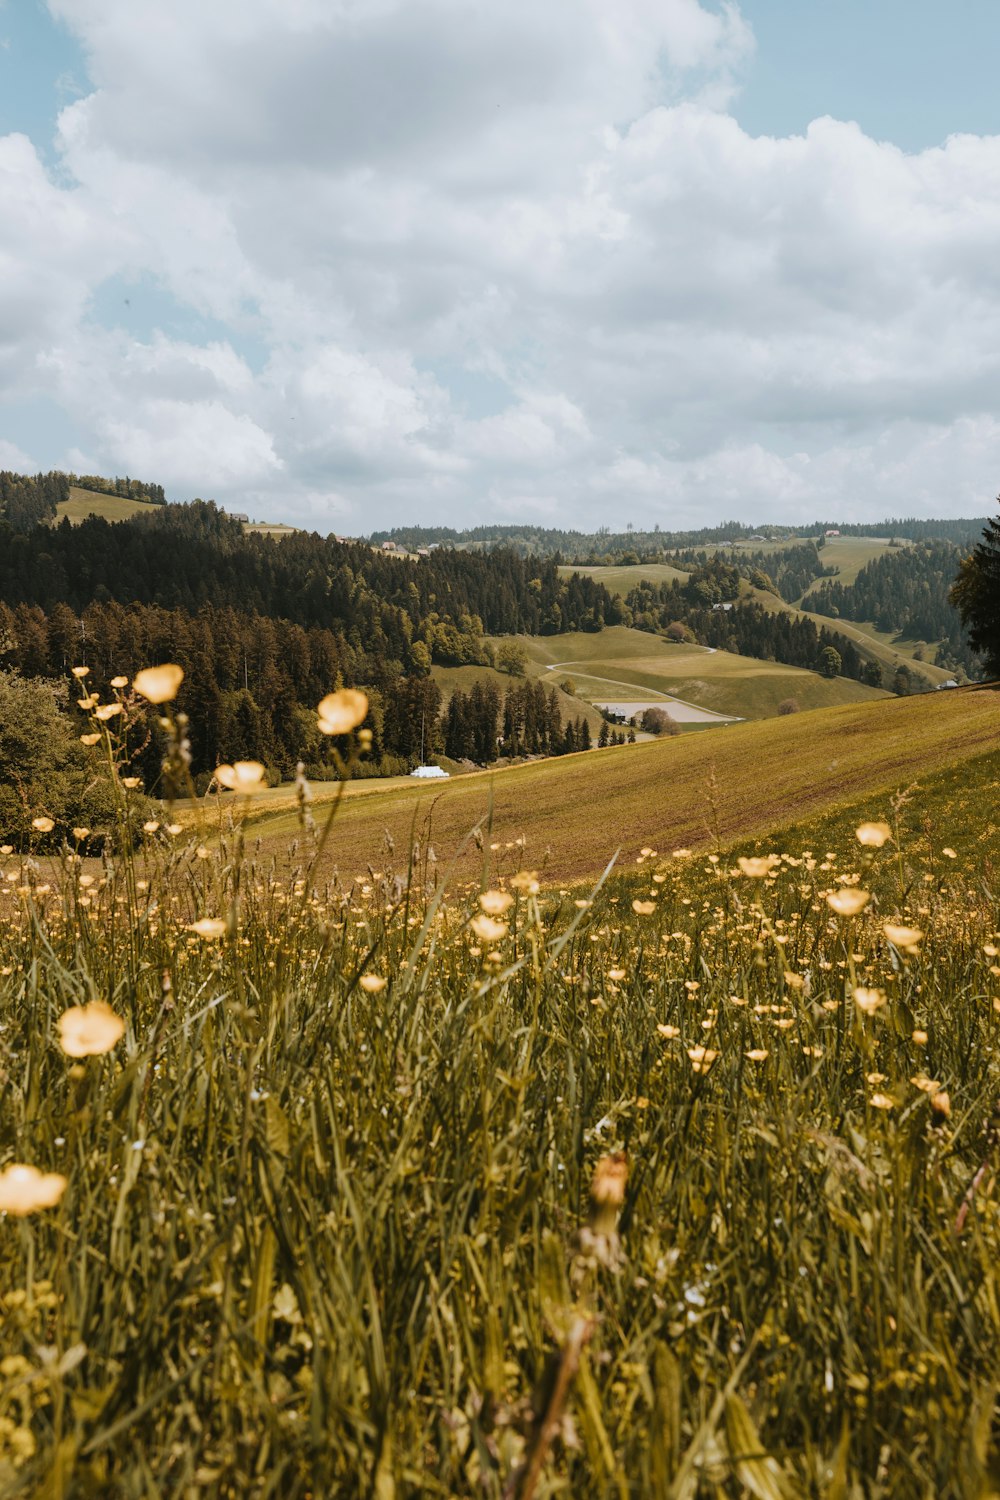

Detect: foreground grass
[2,713,1000,1495]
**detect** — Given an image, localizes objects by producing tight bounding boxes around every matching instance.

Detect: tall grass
[1,723,1000,1495]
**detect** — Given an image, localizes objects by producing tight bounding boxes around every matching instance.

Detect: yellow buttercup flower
[855,822,892,848]
[214,761,267,793]
[133,664,184,703]
[827,888,870,917]
[317,689,368,734]
[58,1001,125,1058]
[0,1164,67,1216]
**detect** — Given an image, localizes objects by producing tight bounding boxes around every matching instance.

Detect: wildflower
[870,1093,895,1110]
[121,776,141,789]
[110,675,129,689]
[316,689,368,734]
[71,666,90,679]
[58,1001,125,1057]
[510,870,540,895]
[853,986,887,1014]
[687,1046,718,1074]
[0,1164,67,1216]
[94,703,123,721]
[214,761,267,793]
[745,1048,769,1061]
[930,1091,951,1118]
[359,974,386,993]
[855,822,892,848]
[942,847,957,859]
[470,914,508,942]
[188,918,227,940]
[133,664,184,704]
[479,890,514,916]
[912,1028,929,1045]
[657,1023,680,1038]
[632,900,656,915]
[31,817,55,833]
[884,923,923,952]
[737,855,780,877]
[80,733,100,746]
[143,821,160,834]
[827,888,870,916]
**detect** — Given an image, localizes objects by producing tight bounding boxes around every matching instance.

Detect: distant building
[381,540,398,551]
[416,547,431,557]
[712,602,734,612]
[825,529,840,537]
[230,512,249,523]
[410,765,449,778]
[935,679,959,690]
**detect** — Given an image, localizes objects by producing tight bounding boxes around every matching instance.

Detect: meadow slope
[246,685,1000,883]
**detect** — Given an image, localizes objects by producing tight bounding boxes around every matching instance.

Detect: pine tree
[951,512,1000,677]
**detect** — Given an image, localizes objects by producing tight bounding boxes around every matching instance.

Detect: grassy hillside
[803,533,911,594]
[238,684,1000,882]
[519,625,885,719]
[55,487,162,524]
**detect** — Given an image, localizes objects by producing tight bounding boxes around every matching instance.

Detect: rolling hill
[233,683,1000,883]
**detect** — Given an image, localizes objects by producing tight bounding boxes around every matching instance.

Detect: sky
[3,1,1000,533]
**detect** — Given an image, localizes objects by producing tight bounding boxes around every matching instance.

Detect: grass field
[4,688,1000,1494]
[558,562,691,595]
[237,684,1000,884]
[55,488,162,525]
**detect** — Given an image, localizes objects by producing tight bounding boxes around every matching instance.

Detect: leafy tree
[950,512,1000,676]
[818,646,842,678]
[496,639,528,676]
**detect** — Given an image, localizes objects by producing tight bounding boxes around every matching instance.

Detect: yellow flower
[71,665,90,679]
[188,917,227,940]
[870,1093,895,1110]
[94,703,123,721]
[608,968,627,982]
[359,974,386,993]
[827,888,870,917]
[110,675,129,689]
[121,776,141,790]
[58,1001,125,1057]
[133,664,184,704]
[737,854,780,877]
[911,1028,929,1045]
[930,1090,951,1118]
[80,733,101,747]
[745,1048,769,1061]
[855,822,892,848]
[632,899,656,915]
[316,689,368,734]
[214,761,267,794]
[883,923,923,952]
[470,914,508,942]
[853,986,887,1014]
[942,847,957,859]
[31,816,55,833]
[687,1046,719,1074]
[510,870,540,895]
[71,827,90,842]
[656,1023,680,1038]
[143,820,160,834]
[0,1164,67,1216]
[479,890,514,916]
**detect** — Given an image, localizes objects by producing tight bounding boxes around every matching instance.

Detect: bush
[777,698,800,715]
[640,707,679,736]
[0,672,146,849]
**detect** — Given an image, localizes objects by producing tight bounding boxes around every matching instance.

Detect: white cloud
[0,2,999,527]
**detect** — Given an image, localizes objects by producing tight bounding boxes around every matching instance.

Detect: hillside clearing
[55,488,162,524]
